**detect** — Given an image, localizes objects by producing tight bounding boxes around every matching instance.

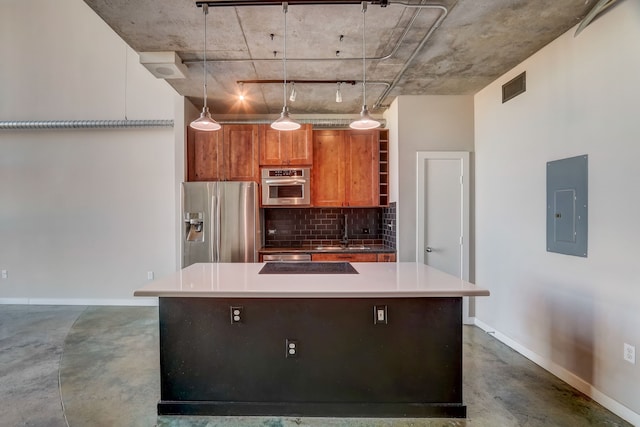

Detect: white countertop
[134,262,490,298]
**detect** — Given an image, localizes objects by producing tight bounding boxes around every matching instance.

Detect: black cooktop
[259,262,358,275]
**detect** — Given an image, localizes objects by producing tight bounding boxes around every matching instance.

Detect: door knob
[425,247,432,252]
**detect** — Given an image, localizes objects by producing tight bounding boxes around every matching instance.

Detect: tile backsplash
[264,204,396,249]
[382,202,396,248]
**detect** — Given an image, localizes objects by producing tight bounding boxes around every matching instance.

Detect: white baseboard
[0,297,158,307]
[473,318,639,427]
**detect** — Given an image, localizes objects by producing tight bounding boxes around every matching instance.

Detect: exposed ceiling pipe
[184,1,450,111]
[196,1,390,7]
[0,120,174,130]
[183,1,446,64]
[218,118,386,128]
[373,1,450,109]
[0,118,381,129]
[237,79,357,85]
[574,0,618,37]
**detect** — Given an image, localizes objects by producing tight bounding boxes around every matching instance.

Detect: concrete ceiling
[83,0,597,116]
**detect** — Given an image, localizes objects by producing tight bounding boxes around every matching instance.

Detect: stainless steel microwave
[261,167,311,206]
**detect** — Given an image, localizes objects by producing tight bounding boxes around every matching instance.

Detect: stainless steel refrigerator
[181,182,260,267]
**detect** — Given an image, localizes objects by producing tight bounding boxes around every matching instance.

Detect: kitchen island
[135,262,489,418]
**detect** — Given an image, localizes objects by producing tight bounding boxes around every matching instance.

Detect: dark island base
[158,297,465,418]
[158,401,466,418]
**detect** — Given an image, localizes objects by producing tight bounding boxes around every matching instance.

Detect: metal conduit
[183,1,446,64]
[0,118,381,130]
[184,1,449,110]
[0,120,174,130]
[373,2,450,109]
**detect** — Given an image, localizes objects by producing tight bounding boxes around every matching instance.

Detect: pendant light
[350,1,380,130]
[190,4,221,131]
[271,2,301,131]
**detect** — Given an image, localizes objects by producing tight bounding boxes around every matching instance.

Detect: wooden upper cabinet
[312,129,379,207]
[344,130,379,207]
[312,130,346,206]
[222,124,259,182]
[259,124,312,166]
[186,127,223,181]
[186,124,259,182]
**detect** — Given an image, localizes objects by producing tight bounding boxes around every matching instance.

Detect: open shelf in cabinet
[378,129,389,206]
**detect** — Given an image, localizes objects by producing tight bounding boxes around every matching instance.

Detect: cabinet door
[259,124,312,166]
[288,124,312,165]
[344,130,379,206]
[311,253,377,262]
[186,127,223,181]
[377,253,396,262]
[223,124,259,182]
[312,130,345,206]
[259,126,285,166]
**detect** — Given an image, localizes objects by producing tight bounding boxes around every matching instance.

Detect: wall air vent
[502,72,526,103]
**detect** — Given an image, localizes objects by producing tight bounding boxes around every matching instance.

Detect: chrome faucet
[340,214,349,247]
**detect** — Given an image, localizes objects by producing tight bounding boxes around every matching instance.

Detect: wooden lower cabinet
[261,253,396,262]
[312,253,378,262]
[377,253,396,262]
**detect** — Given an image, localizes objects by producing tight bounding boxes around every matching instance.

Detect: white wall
[0,0,178,303]
[390,95,474,261]
[475,1,640,422]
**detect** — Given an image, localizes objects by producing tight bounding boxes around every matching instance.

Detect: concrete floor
[0,305,632,427]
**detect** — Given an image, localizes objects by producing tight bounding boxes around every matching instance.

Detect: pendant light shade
[350,105,380,130]
[191,107,220,131]
[350,2,380,130]
[271,3,301,131]
[272,106,300,131]
[190,4,221,131]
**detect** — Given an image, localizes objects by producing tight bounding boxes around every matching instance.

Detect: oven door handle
[263,179,307,185]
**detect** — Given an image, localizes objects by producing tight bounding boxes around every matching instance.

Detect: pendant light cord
[283,2,288,109]
[362,1,367,107]
[203,4,209,108]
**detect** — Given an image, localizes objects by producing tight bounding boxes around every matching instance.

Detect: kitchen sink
[314,245,371,251]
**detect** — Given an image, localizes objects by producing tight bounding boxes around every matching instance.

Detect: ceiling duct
[218,118,386,128]
[574,0,619,37]
[139,52,188,79]
[0,118,381,130]
[0,120,174,130]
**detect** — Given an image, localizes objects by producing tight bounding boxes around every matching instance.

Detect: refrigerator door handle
[216,188,222,263]
[211,193,219,263]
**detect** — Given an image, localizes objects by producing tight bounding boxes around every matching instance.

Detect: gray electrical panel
[546,155,588,257]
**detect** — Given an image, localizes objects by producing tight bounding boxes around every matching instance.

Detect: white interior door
[417,152,471,322]
[424,158,462,275]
